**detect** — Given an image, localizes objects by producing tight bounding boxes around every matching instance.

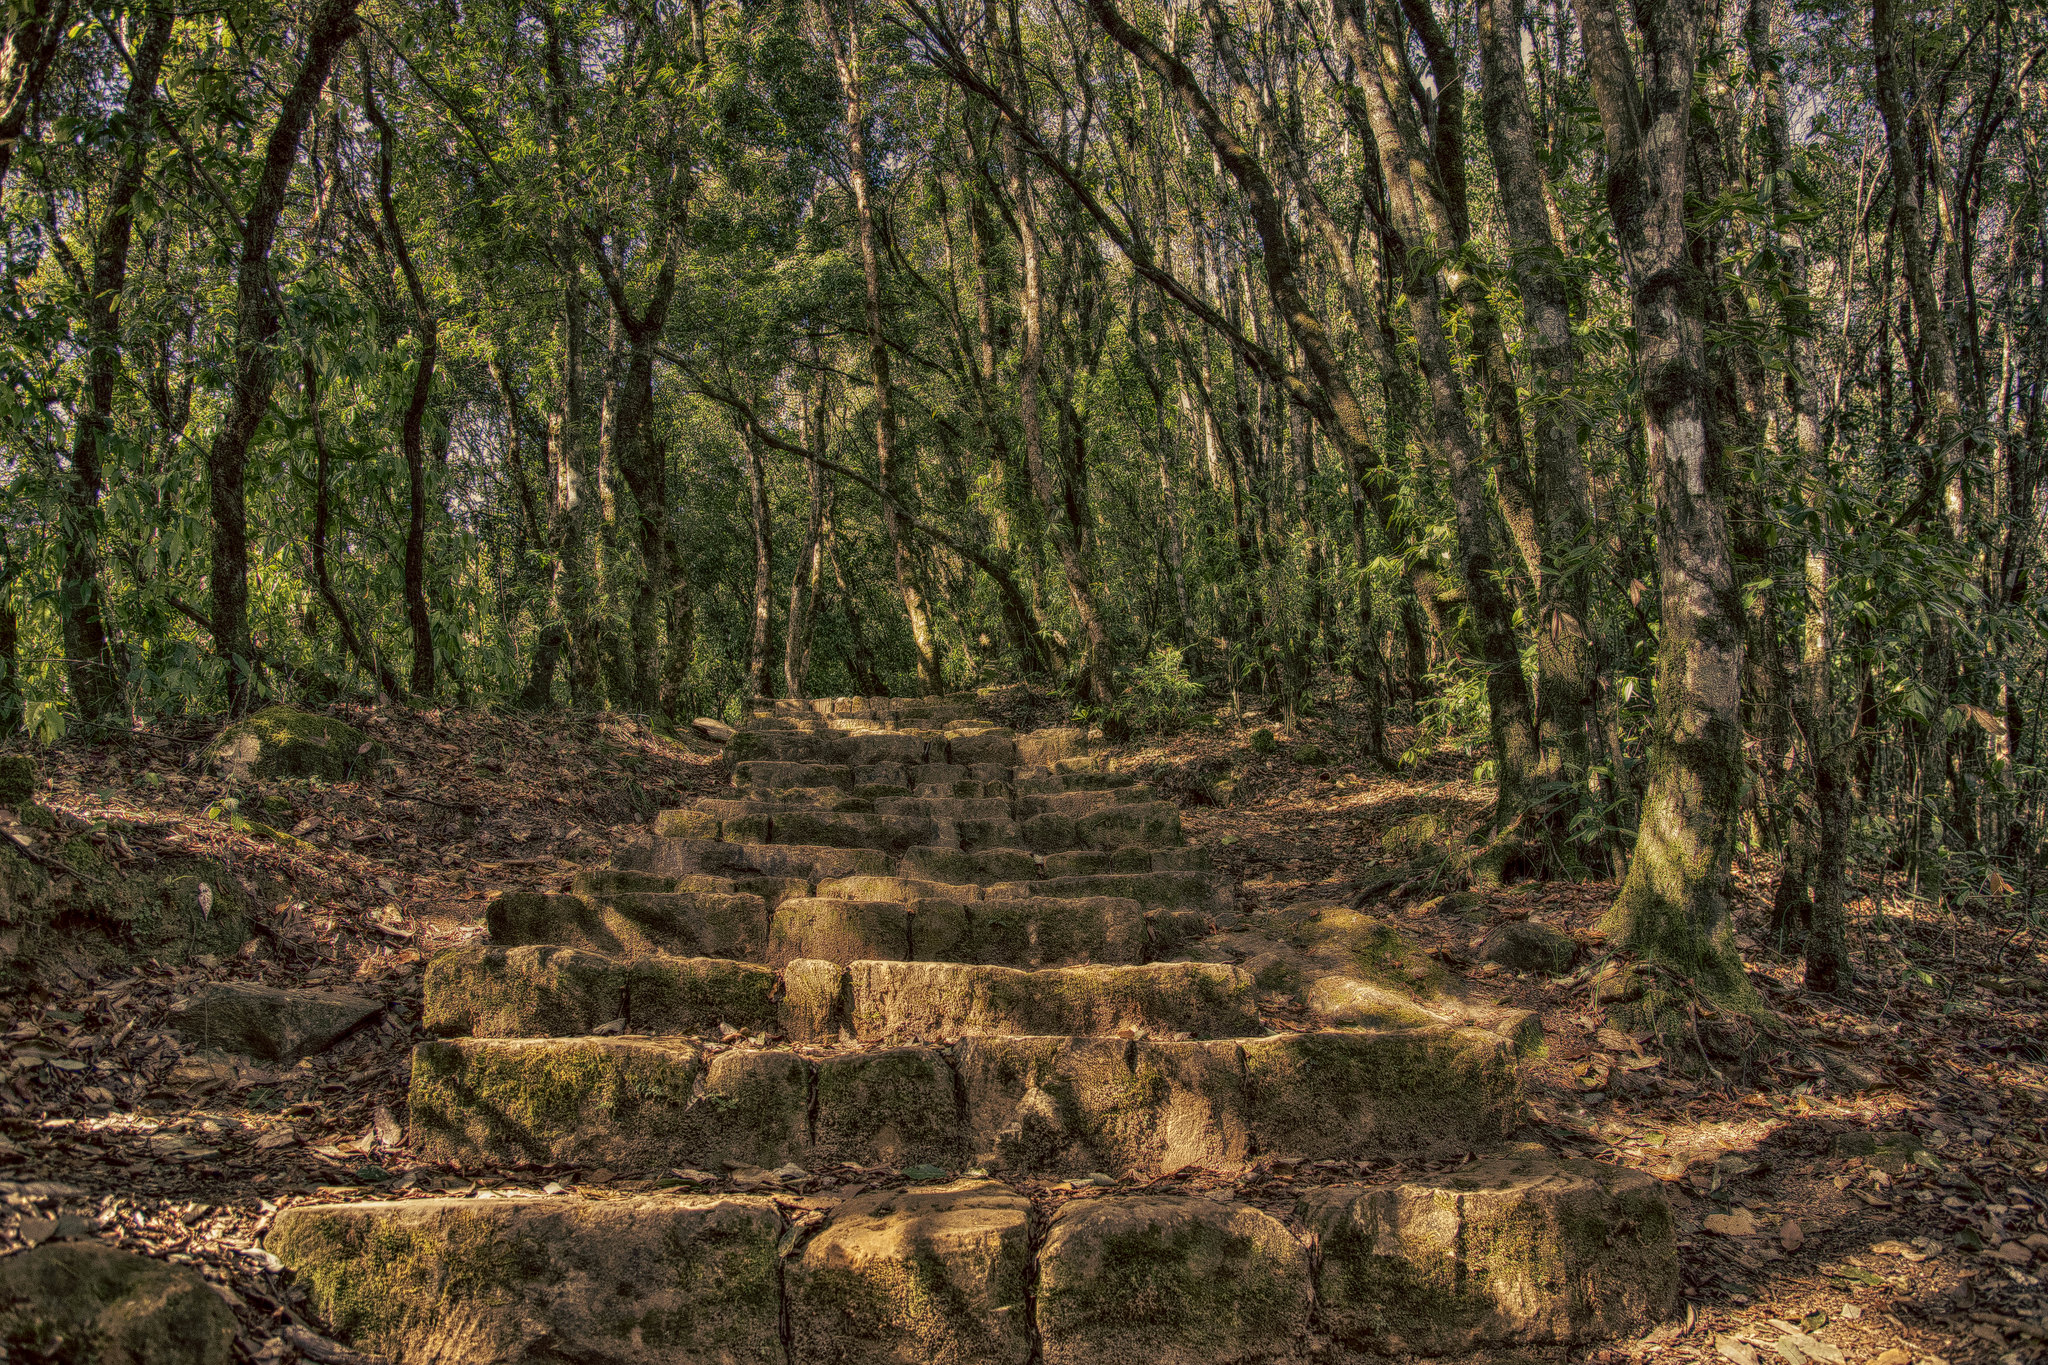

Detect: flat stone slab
[769,897,910,967]
[268,1194,783,1365]
[922,894,1146,967]
[425,944,625,1039]
[1299,1152,1678,1351]
[844,960,1258,1040]
[900,845,1039,885]
[0,1242,236,1365]
[988,872,1229,916]
[1239,1027,1520,1160]
[1036,1196,1310,1365]
[168,983,380,1062]
[787,1180,1031,1365]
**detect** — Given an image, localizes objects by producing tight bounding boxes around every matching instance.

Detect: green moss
[1242,1030,1518,1159]
[1040,1215,1303,1353]
[1249,729,1278,755]
[274,1209,550,1345]
[0,754,35,805]
[627,956,777,1033]
[408,1038,706,1165]
[204,705,382,781]
[650,1217,781,1349]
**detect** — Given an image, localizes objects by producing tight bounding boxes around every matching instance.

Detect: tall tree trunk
[1334,0,1544,838]
[206,0,364,715]
[362,58,437,698]
[740,417,775,698]
[825,0,942,694]
[1575,0,1751,1008]
[784,369,829,697]
[547,258,601,708]
[1478,0,1606,871]
[1001,80,1115,703]
[60,4,173,724]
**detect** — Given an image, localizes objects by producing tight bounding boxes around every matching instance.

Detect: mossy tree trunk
[1575,0,1752,1007]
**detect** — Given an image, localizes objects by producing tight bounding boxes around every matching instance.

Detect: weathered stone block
[846,961,1257,1041]
[626,956,778,1034]
[488,890,769,962]
[957,1036,1250,1176]
[812,1047,964,1168]
[409,1037,705,1167]
[423,945,622,1039]
[1300,1153,1678,1351]
[268,1195,782,1365]
[1240,1028,1519,1160]
[1076,802,1182,850]
[779,959,849,1042]
[901,846,1039,885]
[770,811,937,853]
[787,1180,1031,1365]
[769,898,910,967]
[1036,1196,1310,1365]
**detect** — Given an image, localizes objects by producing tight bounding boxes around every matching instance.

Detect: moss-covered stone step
[1299,1151,1679,1352]
[423,944,778,1037]
[728,730,949,767]
[733,760,855,790]
[768,894,1151,970]
[566,868,806,905]
[987,871,1230,916]
[956,1025,1521,1173]
[628,837,893,882]
[870,795,1016,822]
[409,1037,967,1169]
[1041,846,1213,876]
[269,1161,1673,1364]
[898,845,1039,885]
[1307,973,1544,1053]
[786,1179,1032,1365]
[1013,783,1159,817]
[488,888,773,961]
[836,959,1257,1041]
[759,810,940,852]
[1036,1195,1311,1365]
[266,1193,786,1365]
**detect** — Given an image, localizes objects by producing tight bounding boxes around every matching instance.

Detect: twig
[285,1323,391,1365]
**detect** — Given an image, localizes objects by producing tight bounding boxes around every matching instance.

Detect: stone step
[872,795,1015,822]
[628,837,894,882]
[489,889,770,961]
[271,1156,1673,1365]
[732,760,854,790]
[989,871,1230,916]
[1013,783,1160,817]
[405,1018,1517,1174]
[1012,771,1138,794]
[485,888,770,961]
[767,894,1150,969]
[829,959,1257,1042]
[409,1037,965,1173]
[761,810,939,852]
[424,944,779,1037]
[898,845,1039,884]
[729,730,953,767]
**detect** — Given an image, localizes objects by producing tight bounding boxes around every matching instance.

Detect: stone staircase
[266,695,1679,1364]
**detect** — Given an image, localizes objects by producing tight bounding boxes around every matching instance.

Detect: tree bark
[361,57,437,698]
[0,0,67,194]
[1574,0,1751,1005]
[824,0,943,694]
[302,354,407,702]
[740,416,775,698]
[784,364,829,697]
[60,4,173,724]
[206,0,364,715]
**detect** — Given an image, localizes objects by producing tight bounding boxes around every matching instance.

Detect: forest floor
[3,691,2045,1365]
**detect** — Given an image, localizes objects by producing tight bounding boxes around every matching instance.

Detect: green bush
[1250,728,1277,755]
[1111,646,1206,735]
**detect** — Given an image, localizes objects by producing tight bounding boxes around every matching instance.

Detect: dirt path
[3,696,2042,1365]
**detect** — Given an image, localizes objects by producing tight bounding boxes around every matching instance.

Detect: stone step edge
[266,1151,1677,1364]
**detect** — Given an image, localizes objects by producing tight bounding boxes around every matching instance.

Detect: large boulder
[1035,1196,1311,1365]
[204,705,380,782]
[1299,1151,1678,1352]
[168,982,381,1061]
[268,1194,783,1365]
[1478,920,1580,975]
[0,1242,235,1365]
[786,1180,1032,1365]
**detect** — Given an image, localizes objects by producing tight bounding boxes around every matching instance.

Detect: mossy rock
[422,944,626,1039]
[1480,920,1580,975]
[1036,1195,1310,1365]
[1832,1130,1936,1175]
[1292,744,1329,766]
[0,1242,235,1365]
[170,983,381,1061]
[1239,1028,1520,1161]
[812,1047,966,1169]
[844,960,1258,1041]
[1301,1152,1678,1351]
[1380,813,1444,857]
[204,705,382,782]
[0,753,36,806]
[1249,728,1278,755]
[787,1180,1032,1365]
[3,841,254,977]
[1301,908,1449,997]
[266,1194,783,1364]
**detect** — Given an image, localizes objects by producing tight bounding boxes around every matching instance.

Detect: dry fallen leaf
[1717,1336,1762,1365]
[1704,1208,1759,1236]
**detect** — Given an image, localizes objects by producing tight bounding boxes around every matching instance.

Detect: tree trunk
[1478,0,1605,871]
[60,3,173,724]
[741,417,775,698]
[206,0,364,715]
[784,370,829,697]
[547,259,601,709]
[362,59,437,698]
[1574,0,1751,1008]
[825,1,942,694]
[0,0,68,195]
[1001,88,1115,704]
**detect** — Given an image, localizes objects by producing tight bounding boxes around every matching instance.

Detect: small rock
[1479,920,1579,975]
[0,1243,235,1365]
[204,705,380,781]
[1872,1350,1911,1365]
[692,718,736,744]
[169,983,381,1062]
[1704,1208,1759,1237]
[1781,1219,1804,1251]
